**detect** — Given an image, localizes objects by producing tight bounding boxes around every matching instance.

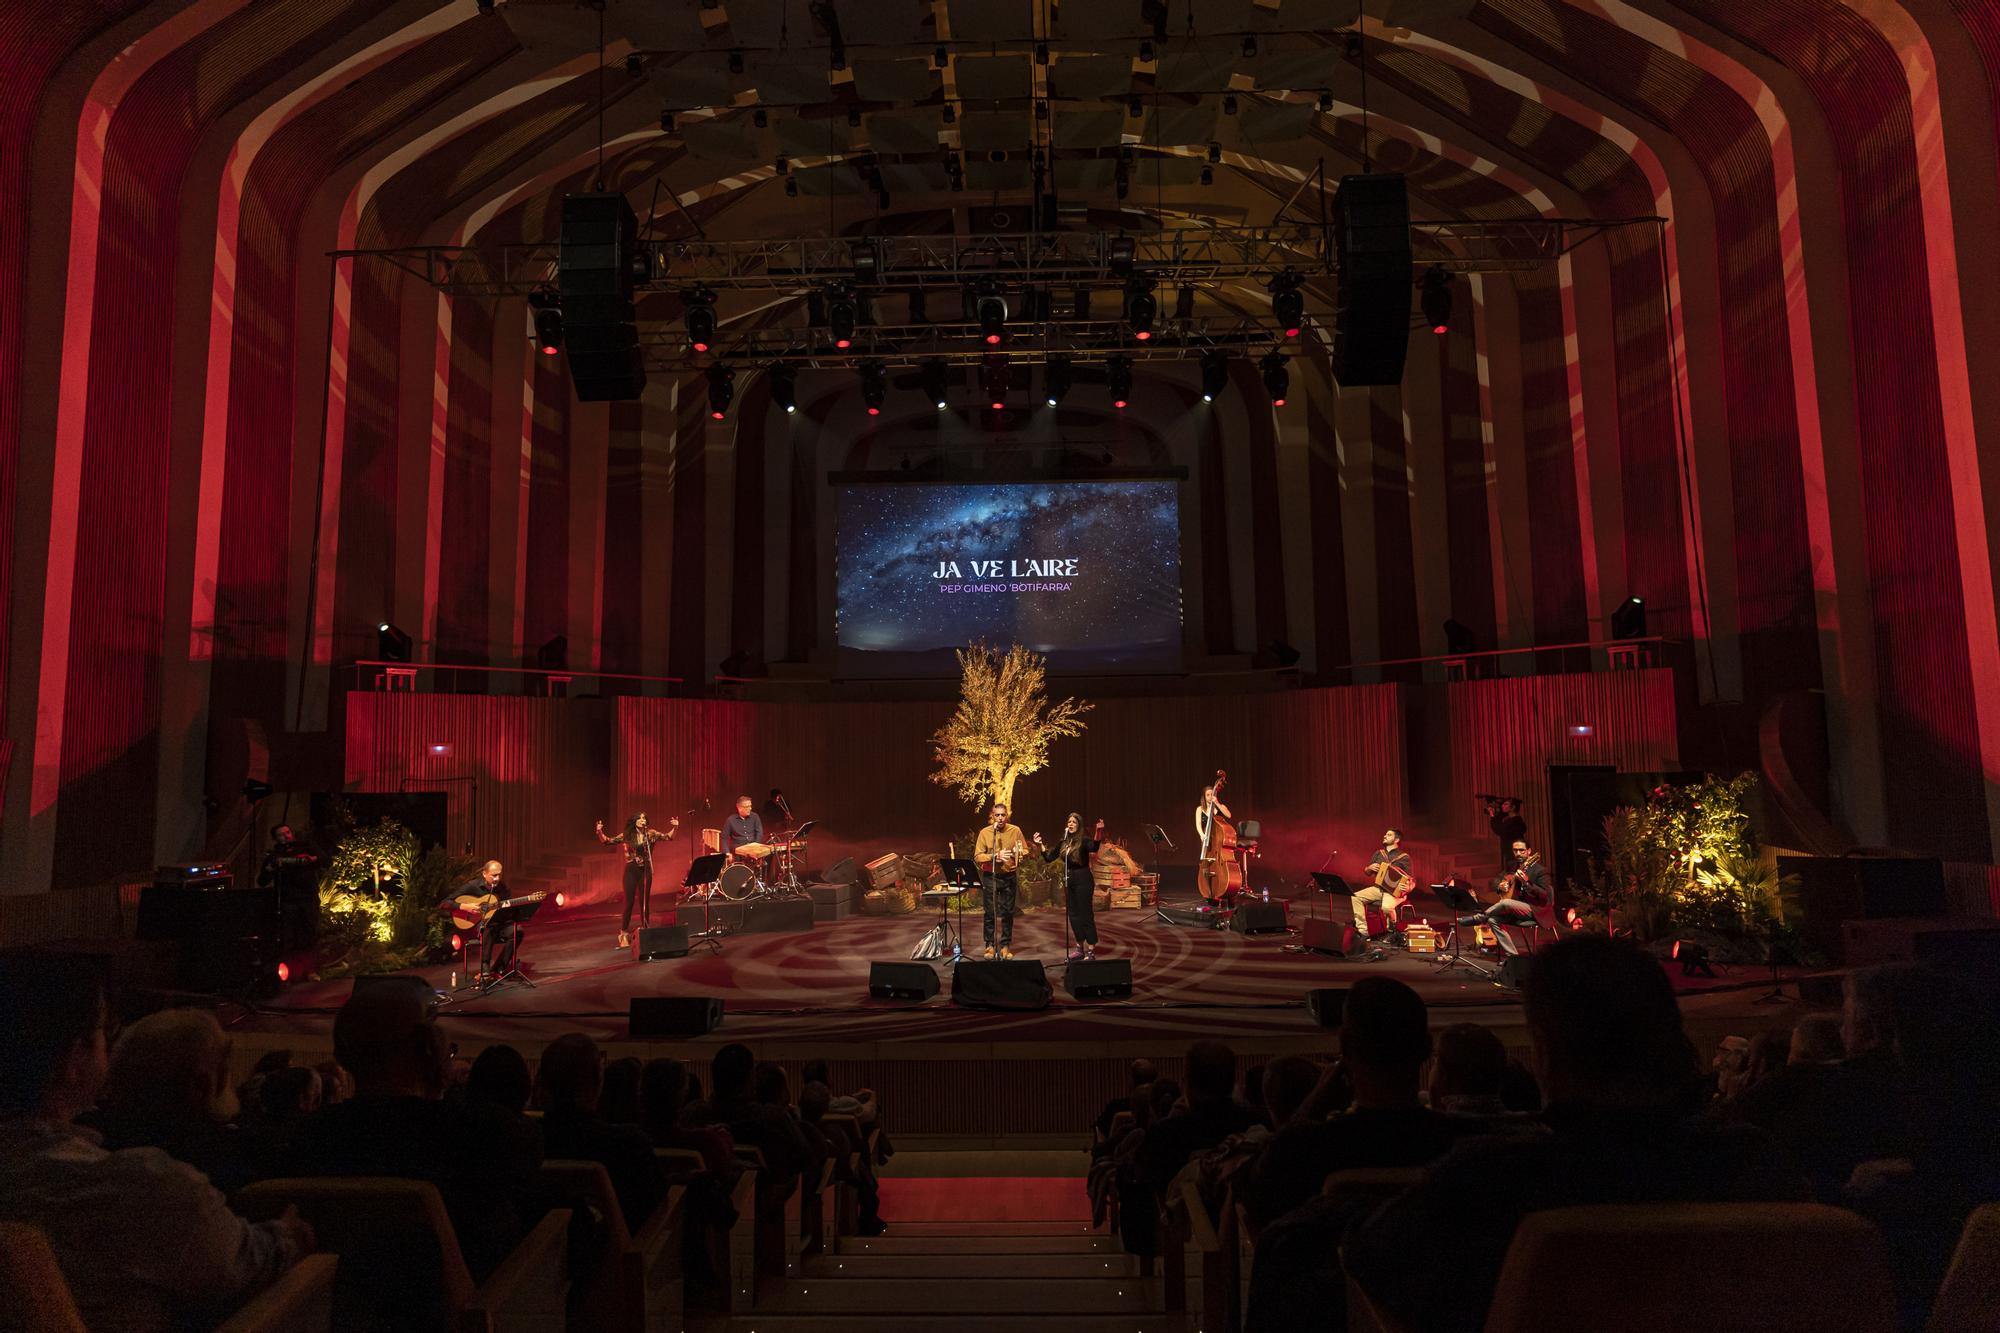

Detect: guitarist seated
[1458,840,1552,954]
[1354,829,1416,943]
[451,860,526,977]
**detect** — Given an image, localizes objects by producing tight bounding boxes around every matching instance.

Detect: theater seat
[1929,1203,2000,1333]
[215,1255,339,1333]
[237,1177,569,1333]
[1483,1202,1896,1333]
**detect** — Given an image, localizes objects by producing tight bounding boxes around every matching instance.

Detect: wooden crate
[1108,888,1143,909]
[1403,924,1439,954]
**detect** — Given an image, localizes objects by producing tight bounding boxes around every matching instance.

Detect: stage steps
[712,1181,1194,1333]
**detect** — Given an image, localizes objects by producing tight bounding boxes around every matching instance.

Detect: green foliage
[315,811,459,974]
[1578,772,1790,939]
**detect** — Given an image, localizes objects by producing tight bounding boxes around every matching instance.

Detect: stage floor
[249,892,1819,1060]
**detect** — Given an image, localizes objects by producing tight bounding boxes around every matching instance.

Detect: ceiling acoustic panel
[1270,0,1362,30]
[1135,155,1203,186]
[752,56,833,105]
[1238,98,1314,142]
[1254,50,1337,91]
[649,60,736,111]
[1047,54,1132,99]
[868,111,945,154]
[854,58,939,102]
[953,54,1033,102]
[1054,108,1126,148]
[965,157,1033,190]
[880,162,951,193]
[960,111,1032,154]
[777,116,853,156]
[793,163,866,195]
[682,119,765,161]
[1053,158,1118,190]
[1157,52,1236,93]
[949,0,1035,43]
[1143,103,1219,145]
[841,0,932,43]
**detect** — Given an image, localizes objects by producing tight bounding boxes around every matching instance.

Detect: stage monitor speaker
[629,995,723,1037]
[868,961,941,1001]
[951,959,1052,1010]
[1780,855,1947,964]
[1496,954,1535,992]
[1300,917,1344,955]
[824,856,857,886]
[1306,987,1348,1028]
[1066,958,1133,1000]
[1332,174,1412,387]
[634,925,689,960]
[558,192,646,401]
[1230,901,1288,935]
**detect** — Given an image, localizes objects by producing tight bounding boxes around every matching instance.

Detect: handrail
[1336,636,1668,674]
[350,659,683,685]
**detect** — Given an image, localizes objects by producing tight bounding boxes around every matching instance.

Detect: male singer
[974,802,1028,959]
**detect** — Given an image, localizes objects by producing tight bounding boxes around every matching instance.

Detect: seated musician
[723,796,764,855]
[1458,840,1553,952]
[1354,829,1415,940]
[465,860,520,976]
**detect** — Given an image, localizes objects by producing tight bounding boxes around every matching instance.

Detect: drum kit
[689,820,816,904]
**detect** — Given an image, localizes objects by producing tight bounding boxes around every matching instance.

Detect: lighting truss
[638,317,1296,370]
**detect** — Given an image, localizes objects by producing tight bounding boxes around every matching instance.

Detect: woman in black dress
[1035,812,1105,962]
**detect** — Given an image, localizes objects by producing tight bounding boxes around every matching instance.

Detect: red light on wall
[867,405,880,415]
[430,743,449,755]
[692,339,710,353]
[554,893,566,908]
[1432,323,1448,335]
[451,933,463,952]
[710,410,725,419]
[1670,939,1682,959]
[983,332,1001,346]
[1272,396,1286,406]
[275,962,290,983]
[990,401,1004,410]
[540,344,559,356]
[1569,724,1594,736]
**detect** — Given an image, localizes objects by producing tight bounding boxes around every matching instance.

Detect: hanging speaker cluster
[558,192,648,402]
[1332,175,1412,388]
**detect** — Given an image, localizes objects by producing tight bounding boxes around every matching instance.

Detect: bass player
[1354,829,1416,942]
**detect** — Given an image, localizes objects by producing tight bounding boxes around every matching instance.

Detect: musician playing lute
[450,860,533,977]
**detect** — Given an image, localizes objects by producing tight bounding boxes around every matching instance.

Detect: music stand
[683,852,729,954]
[479,894,546,993]
[1430,879,1494,978]
[933,858,981,964]
[1307,872,1349,921]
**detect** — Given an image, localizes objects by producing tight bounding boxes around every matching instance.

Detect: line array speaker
[1332,174,1412,387]
[1065,957,1133,1000]
[559,192,647,402]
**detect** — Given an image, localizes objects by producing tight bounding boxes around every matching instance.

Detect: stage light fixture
[1044,354,1073,407]
[1141,0,1169,39]
[981,355,1011,410]
[775,154,789,175]
[377,622,413,663]
[846,105,861,128]
[728,48,744,74]
[1243,35,1258,57]
[1269,272,1304,338]
[827,288,859,348]
[769,362,798,415]
[974,288,1009,345]
[921,358,951,409]
[1114,159,1130,200]
[850,240,879,284]
[858,360,888,415]
[1260,351,1290,406]
[528,290,563,356]
[683,286,718,352]
[1223,94,1238,116]
[1106,354,1133,409]
[1611,595,1647,640]
[625,53,644,77]
[1443,618,1477,655]
[476,0,495,12]
[1140,39,1155,63]
[1671,939,1716,978]
[1200,349,1230,402]
[1035,41,1049,64]
[1207,142,1222,163]
[1422,265,1453,335]
[752,106,768,128]
[1124,280,1156,341]
[1175,286,1196,321]
[1128,95,1144,117]
[706,364,735,419]
[659,110,674,132]
[942,103,956,124]
[242,778,274,804]
[1318,91,1333,112]
[1074,286,1092,320]
[934,44,948,68]
[1200,165,1213,186]
[785,176,799,197]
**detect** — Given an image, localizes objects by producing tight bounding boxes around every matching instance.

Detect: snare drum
[717,863,758,901]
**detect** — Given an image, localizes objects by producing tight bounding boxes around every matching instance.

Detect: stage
[236,891,1824,1139]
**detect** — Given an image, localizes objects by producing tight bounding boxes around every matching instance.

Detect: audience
[1789,1012,1845,1065]
[259,1064,323,1125]
[1260,1056,1321,1129]
[315,1059,354,1106]
[639,1057,736,1173]
[800,1078,887,1234]
[1345,936,1808,1333]
[94,1007,256,1193]
[1428,1022,1512,1119]
[1095,1057,1158,1139]
[599,1055,643,1126]
[687,1043,811,1198]
[1138,1041,1261,1198]
[535,1033,667,1232]
[0,949,312,1332]
[285,977,541,1282]
[463,1043,542,1163]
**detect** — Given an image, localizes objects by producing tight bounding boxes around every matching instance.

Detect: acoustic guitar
[448,890,546,931]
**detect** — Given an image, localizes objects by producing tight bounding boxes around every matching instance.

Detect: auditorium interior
[3,0,2000,1330]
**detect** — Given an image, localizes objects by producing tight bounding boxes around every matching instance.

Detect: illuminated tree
[930,641,1092,813]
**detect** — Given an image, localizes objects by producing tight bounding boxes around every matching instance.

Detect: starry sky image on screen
[836,480,1182,674]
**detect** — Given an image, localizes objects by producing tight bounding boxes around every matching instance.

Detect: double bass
[1197,769,1244,901]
